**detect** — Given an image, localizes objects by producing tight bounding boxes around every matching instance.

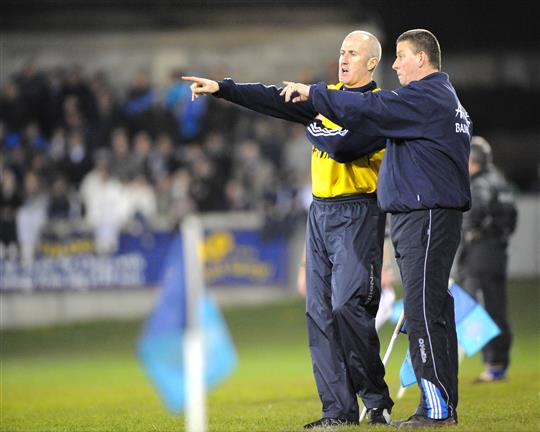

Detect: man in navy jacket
[282,29,471,428]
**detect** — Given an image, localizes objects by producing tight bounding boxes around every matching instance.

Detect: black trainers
[367,408,392,425]
[303,417,359,429]
[392,414,457,428]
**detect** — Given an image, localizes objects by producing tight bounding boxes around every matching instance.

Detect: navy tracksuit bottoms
[305,194,393,422]
[391,209,462,421]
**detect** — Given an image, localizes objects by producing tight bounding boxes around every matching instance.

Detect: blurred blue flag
[398,281,500,387]
[137,234,237,413]
[400,350,417,388]
[391,299,404,324]
[449,282,500,356]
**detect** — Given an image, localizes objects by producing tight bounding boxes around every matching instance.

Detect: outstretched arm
[182,76,316,125]
[306,118,386,162]
[281,80,426,138]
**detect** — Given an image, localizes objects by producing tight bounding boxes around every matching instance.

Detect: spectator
[0,167,22,254]
[23,122,49,154]
[0,80,28,132]
[48,127,67,163]
[166,70,208,143]
[252,117,284,168]
[61,95,86,132]
[16,170,48,264]
[282,123,311,179]
[59,63,98,127]
[47,174,80,221]
[61,129,93,187]
[92,85,125,149]
[224,179,250,211]
[80,150,125,254]
[109,127,138,181]
[457,136,518,383]
[125,69,154,135]
[189,153,224,212]
[234,139,275,209]
[124,174,158,229]
[202,132,232,186]
[147,132,178,183]
[15,62,53,135]
[132,130,153,179]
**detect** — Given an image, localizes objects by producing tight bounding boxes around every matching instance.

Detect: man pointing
[283,29,472,427]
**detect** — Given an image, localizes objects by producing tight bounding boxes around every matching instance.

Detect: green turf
[1,279,539,431]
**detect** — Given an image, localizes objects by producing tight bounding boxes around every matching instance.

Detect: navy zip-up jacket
[214,78,385,161]
[214,78,386,198]
[308,72,472,213]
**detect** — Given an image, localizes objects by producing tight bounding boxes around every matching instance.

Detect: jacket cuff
[309,81,328,109]
[213,78,234,99]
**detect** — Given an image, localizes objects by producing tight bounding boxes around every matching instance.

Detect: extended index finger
[181,76,205,83]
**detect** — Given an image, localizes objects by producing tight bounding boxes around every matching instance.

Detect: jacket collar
[343,80,377,93]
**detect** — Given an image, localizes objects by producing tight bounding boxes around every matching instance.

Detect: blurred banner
[0,229,287,292]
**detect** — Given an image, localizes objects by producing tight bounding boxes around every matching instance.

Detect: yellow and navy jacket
[214,78,386,198]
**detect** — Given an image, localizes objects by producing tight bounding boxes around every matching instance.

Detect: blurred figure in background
[457,136,518,383]
[234,140,275,210]
[0,80,28,133]
[124,69,155,135]
[61,129,93,187]
[80,150,125,254]
[109,127,138,181]
[16,170,48,264]
[0,166,22,258]
[47,174,81,221]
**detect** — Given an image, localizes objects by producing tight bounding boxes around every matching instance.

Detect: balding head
[339,30,382,88]
[345,31,382,64]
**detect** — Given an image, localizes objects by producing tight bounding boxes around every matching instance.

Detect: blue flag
[449,282,500,356]
[138,234,237,413]
[400,350,417,388]
[449,282,476,323]
[398,281,500,387]
[391,299,404,324]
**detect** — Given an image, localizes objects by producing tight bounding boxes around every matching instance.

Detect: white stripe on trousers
[423,379,442,419]
[422,210,452,419]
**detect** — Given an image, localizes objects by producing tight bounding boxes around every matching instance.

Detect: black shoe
[304,417,359,429]
[367,408,392,425]
[393,414,457,428]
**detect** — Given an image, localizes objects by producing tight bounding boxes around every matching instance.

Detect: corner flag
[398,281,500,387]
[137,232,237,414]
[449,281,500,356]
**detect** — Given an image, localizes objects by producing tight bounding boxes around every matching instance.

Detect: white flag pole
[359,310,405,423]
[182,214,207,432]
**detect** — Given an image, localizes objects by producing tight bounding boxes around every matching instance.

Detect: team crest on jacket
[455,103,471,135]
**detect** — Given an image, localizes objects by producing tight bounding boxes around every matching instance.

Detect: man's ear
[367,57,379,72]
[417,51,428,68]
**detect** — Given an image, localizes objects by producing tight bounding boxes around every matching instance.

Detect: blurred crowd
[0,63,312,261]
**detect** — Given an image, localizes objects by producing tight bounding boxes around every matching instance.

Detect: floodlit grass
[1,279,539,431]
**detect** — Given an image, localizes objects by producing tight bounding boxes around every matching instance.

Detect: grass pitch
[2,279,539,431]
